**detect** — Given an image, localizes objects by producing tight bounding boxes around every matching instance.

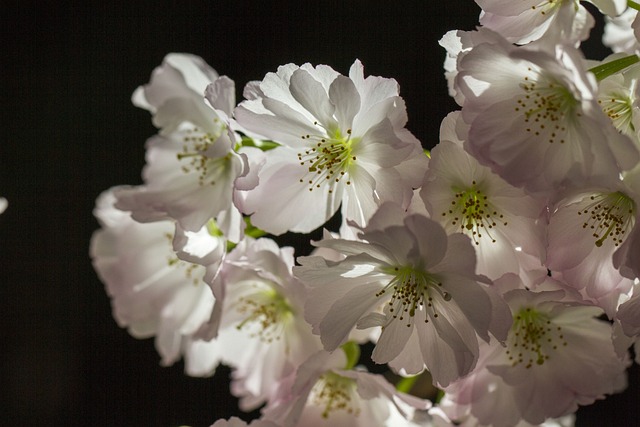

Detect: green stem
[341,341,361,370]
[588,54,639,81]
[628,1,640,11]
[395,375,419,393]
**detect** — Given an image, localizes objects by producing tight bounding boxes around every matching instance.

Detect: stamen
[577,192,636,247]
[297,124,358,192]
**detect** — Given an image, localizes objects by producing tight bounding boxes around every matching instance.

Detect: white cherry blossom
[114,54,250,241]
[90,188,222,375]
[234,60,427,235]
[207,237,323,410]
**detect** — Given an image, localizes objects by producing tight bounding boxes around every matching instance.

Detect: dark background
[1,1,638,426]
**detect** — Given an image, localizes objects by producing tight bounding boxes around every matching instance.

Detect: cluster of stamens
[177,123,227,186]
[515,68,576,144]
[506,307,567,369]
[577,192,636,248]
[444,181,506,245]
[235,287,292,343]
[598,91,635,135]
[297,122,356,193]
[310,372,360,419]
[377,266,452,327]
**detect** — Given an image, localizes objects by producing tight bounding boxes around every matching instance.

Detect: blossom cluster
[91,2,640,426]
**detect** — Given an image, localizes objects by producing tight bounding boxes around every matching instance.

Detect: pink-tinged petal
[340,164,379,228]
[319,282,383,351]
[355,119,412,168]
[242,147,342,235]
[418,314,478,387]
[431,233,476,276]
[617,290,640,336]
[371,313,414,363]
[289,69,337,131]
[296,253,387,333]
[234,101,318,147]
[205,76,235,116]
[329,75,361,131]
[402,214,448,269]
[438,273,493,342]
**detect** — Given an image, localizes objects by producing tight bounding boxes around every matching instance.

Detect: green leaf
[341,341,361,370]
[240,136,280,151]
[588,54,639,81]
[395,375,418,393]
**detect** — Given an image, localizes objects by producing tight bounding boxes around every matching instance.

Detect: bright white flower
[444,284,628,426]
[0,197,6,214]
[234,60,427,235]
[262,350,430,427]
[476,0,625,46]
[90,188,222,375]
[604,7,640,54]
[207,237,323,410]
[421,112,547,280]
[456,36,639,193]
[114,54,250,241]
[295,203,511,387]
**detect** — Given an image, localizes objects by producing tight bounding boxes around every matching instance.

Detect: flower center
[506,307,567,369]
[598,90,635,136]
[297,124,358,193]
[516,70,578,144]
[235,285,293,343]
[310,371,360,419]
[377,266,451,326]
[577,191,636,247]
[443,181,506,245]
[177,123,230,186]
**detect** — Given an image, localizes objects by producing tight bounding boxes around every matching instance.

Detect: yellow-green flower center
[177,122,230,186]
[297,125,359,193]
[443,181,506,245]
[310,371,360,419]
[235,285,294,343]
[506,307,567,369]
[598,90,635,136]
[578,191,636,248]
[517,70,578,144]
[377,266,451,327]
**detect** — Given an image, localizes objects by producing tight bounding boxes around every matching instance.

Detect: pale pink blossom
[421,111,547,281]
[456,36,639,194]
[295,203,511,387]
[115,54,251,241]
[90,188,222,375]
[476,0,625,46]
[262,350,430,427]
[207,237,323,410]
[444,284,628,426]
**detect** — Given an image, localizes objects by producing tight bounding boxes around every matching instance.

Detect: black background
[2,1,638,426]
